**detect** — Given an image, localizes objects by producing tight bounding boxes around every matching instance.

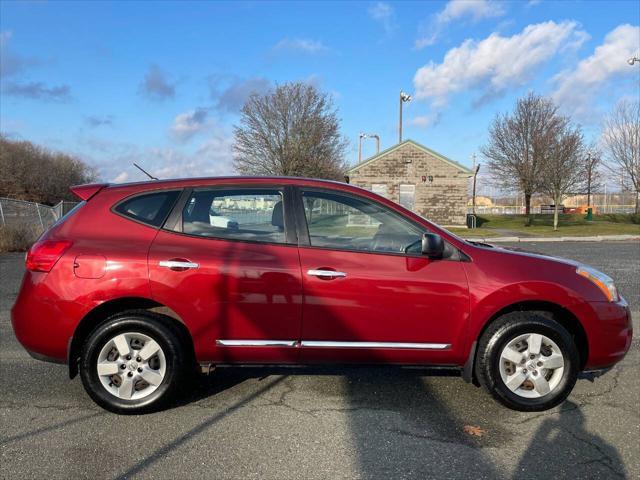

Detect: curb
[463,234,640,243]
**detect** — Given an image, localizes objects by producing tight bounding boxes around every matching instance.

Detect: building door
[399,184,415,211]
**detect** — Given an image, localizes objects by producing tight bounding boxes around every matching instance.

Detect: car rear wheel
[79,312,186,414]
[475,312,579,411]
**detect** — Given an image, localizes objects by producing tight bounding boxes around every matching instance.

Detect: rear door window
[114,190,180,227]
[181,188,288,244]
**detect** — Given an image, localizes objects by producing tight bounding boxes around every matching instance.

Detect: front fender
[464,281,597,356]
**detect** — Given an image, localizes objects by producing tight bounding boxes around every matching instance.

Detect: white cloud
[112,171,129,183]
[169,108,209,142]
[82,131,234,183]
[407,115,438,128]
[552,24,640,118]
[413,21,587,108]
[368,2,397,35]
[437,0,505,24]
[415,0,506,49]
[272,38,328,54]
[149,138,234,179]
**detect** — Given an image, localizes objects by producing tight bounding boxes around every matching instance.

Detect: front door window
[302,190,423,254]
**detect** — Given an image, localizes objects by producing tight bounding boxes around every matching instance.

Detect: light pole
[398,90,411,143]
[367,133,380,154]
[358,133,381,162]
[472,164,481,215]
[628,56,640,65]
[585,149,593,208]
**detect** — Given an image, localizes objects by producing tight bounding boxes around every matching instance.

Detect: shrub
[474,216,489,227]
[0,224,41,252]
[595,213,640,224]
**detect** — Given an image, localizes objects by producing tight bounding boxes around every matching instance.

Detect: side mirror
[421,233,444,259]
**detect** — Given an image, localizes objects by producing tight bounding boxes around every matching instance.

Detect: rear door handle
[159,260,199,270]
[307,269,347,278]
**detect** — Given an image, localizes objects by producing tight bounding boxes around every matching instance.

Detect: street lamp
[628,56,640,65]
[358,133,366,163]
[398,90,411,143]
[358,133,381,162]
[367,133,380,154]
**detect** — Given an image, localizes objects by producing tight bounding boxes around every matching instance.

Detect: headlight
[576,266,619,302]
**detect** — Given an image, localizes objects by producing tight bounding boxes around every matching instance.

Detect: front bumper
[584,297,633,369]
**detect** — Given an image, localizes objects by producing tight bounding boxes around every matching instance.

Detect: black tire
[475,312,579,412]
[79,311,187,414]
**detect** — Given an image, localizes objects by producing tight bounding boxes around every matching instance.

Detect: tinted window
[302,190,423,253]
[182,189,287,244]
[115,191,180,227]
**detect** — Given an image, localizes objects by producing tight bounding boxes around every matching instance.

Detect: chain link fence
[467,192,638,215]
[0,197,78,235]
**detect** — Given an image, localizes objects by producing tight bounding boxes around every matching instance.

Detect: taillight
[25,240,72,272]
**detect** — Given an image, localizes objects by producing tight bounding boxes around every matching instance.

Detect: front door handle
[159,259,199,271]
[307,269,347,278]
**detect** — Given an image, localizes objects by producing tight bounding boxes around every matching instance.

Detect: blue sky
[1,0,639,184]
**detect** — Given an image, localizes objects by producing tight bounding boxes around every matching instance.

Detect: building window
[371,184,388,198]
[399,184,415,211]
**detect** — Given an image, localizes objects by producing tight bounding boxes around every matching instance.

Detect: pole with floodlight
[358,133,366,163]
[399,91,411,143]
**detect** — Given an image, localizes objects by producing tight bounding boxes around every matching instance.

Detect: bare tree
[233,82,348,180]
[481,93,562,217]
[539,118,584,230]
[0,136,97,204]
[601,100,640,213]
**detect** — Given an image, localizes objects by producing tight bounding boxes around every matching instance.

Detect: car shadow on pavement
[111,367,628,479]
[188,366,506,479]
[512,400,627,478]
[342,368,503,479]
[113,375,287,480]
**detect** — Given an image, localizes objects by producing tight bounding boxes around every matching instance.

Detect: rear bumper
[11,271,86,363]
[584,298,633,369]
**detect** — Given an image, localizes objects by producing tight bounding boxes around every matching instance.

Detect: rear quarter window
[114,190,180,227]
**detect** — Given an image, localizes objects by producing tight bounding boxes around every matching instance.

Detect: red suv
[11,177,632,413]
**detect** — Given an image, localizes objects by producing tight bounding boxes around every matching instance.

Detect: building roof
[347,139,474,175]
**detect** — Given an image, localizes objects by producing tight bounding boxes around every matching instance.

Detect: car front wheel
[79,311,186,414]
[475,312,579,411]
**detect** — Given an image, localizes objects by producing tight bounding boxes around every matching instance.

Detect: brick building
[346,139,473,225]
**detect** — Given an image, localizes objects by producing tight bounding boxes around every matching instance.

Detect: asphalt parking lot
[1,242,638,480]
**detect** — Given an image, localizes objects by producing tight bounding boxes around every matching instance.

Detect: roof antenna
[133,163,159,180]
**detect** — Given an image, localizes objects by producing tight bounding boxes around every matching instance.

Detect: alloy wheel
[96,332,166,400]
[498,333,565,398]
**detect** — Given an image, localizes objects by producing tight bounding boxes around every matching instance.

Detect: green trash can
[466,214,477,229]
[586,207,593,221]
